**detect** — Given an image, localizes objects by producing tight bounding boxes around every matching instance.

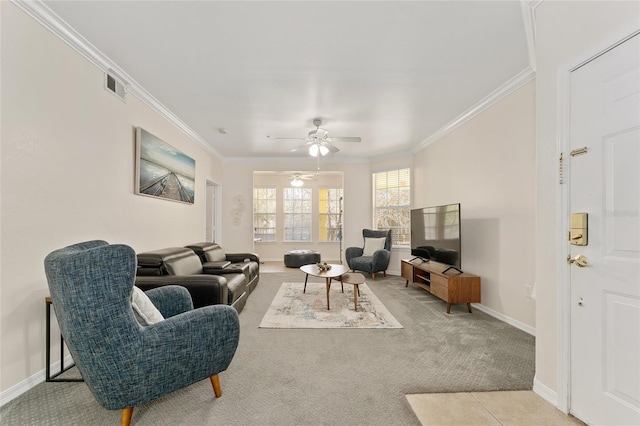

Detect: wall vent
[104,72,126,101]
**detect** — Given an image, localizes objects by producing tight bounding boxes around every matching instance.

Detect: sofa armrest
[203,261,231,269]
[143,285,193,318]
[135,275,228,309]
[225,252,260,263]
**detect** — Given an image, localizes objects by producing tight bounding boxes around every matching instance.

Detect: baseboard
[533,377,560,409]
[471,303,536,336]
[0,355,74,407]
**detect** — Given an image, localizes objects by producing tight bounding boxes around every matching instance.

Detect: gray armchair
[345,229,393,280]
[44,240,240,426]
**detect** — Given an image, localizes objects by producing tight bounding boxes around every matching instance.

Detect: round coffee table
[299,263,349,310]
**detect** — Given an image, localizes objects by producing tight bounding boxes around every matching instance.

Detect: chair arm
[371,249,391,272]
[345,247,363,264]
[106,305,240,410]
[225,252,260,263]
[135,275,229,309]
[143,285,193,318]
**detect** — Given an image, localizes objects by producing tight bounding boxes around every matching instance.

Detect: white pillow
[131,286,164,326]
[362,237,387,256]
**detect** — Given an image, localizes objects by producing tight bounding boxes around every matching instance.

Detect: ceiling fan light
[309,144,320,157]
[319,145,330,156]
[291,177,304,187]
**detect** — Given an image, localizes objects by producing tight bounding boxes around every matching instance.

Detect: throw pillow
[362,237,387,256]
[131,286,164,326]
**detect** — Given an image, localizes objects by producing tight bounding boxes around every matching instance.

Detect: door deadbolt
[567,254,588,267]
[569,212,588,246]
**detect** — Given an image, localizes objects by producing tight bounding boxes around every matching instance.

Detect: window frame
[372,167,411,247]
[253,186,277,242]
[318,187,343,242]
[283,186,313,242]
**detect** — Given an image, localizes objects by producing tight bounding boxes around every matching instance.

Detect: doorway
[205,179,221,243]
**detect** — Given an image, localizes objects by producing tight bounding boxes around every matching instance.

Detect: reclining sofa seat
[136,247,248,312]
[185,242,260,294]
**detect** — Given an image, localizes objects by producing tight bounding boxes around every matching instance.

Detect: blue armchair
[345,229,393,280]
[44,240,240,426]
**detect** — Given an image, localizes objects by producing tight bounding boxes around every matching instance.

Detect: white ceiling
[41,0,532,161]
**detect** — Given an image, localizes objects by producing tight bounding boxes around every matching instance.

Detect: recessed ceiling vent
[104,71,126,101]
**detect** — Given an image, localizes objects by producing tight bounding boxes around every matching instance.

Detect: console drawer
[430,274,449,301]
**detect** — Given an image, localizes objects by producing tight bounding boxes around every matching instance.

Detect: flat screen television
[410,203,462,271]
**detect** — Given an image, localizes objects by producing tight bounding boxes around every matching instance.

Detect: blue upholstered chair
[44,240,240,426]
[345,229,393,280]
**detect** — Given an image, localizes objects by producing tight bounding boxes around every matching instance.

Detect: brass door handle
[567,254,588,267]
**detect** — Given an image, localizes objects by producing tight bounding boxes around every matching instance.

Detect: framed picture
[135,127,195,204]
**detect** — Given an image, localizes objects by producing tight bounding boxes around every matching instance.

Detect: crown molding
[521,0,538,71]
[413,66,536,154]
[10,0,222,160]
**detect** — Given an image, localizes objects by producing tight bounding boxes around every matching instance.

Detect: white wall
[0,2,223,394]
[413,80,536,330]
[534,0,640,402]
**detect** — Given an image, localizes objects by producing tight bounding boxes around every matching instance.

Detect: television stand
[401,259,480,314]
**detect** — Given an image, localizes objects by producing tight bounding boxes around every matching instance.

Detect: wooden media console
[401,259,481,313]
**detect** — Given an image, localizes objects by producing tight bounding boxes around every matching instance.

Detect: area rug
[259,281,403,329]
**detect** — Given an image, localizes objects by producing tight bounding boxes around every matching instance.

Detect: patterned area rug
[259,281,403,328]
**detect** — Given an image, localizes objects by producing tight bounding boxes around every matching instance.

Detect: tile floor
[406,391,584,426]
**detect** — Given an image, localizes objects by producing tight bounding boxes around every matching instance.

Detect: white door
[569,34,640,425]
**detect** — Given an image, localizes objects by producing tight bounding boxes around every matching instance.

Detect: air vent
[104,72,126,101]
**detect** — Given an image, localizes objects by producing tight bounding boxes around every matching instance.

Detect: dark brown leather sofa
[185,242,259,294]
[135,245,259,312]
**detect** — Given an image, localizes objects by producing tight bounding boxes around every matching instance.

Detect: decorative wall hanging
[232,194,245,225]
[135,127,195,204]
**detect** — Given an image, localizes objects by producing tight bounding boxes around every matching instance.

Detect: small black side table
[45,296,83,382]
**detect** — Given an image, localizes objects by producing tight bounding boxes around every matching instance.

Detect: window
[373,168,411,246]
[283,187,312,241]
[319,188,343,242]
[253,187,276,242]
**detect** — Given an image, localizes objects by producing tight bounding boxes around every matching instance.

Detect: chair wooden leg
[372,273,376,280]
[121,407,134,426]
[210,374,222,398]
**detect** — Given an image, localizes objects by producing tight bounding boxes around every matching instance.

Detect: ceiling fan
[277,118,361,157]
[289,172,314,187]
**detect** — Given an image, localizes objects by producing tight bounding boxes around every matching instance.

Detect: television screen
[410,203,461,269]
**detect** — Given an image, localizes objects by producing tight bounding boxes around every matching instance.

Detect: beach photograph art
[135,128,195,204]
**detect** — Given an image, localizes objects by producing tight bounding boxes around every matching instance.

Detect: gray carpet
[0,272,535,425]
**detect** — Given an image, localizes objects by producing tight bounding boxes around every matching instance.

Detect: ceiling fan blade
[276,137,309,141]
[321,141,340,154]
[329,137,361,143]
[290,141,313,152]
